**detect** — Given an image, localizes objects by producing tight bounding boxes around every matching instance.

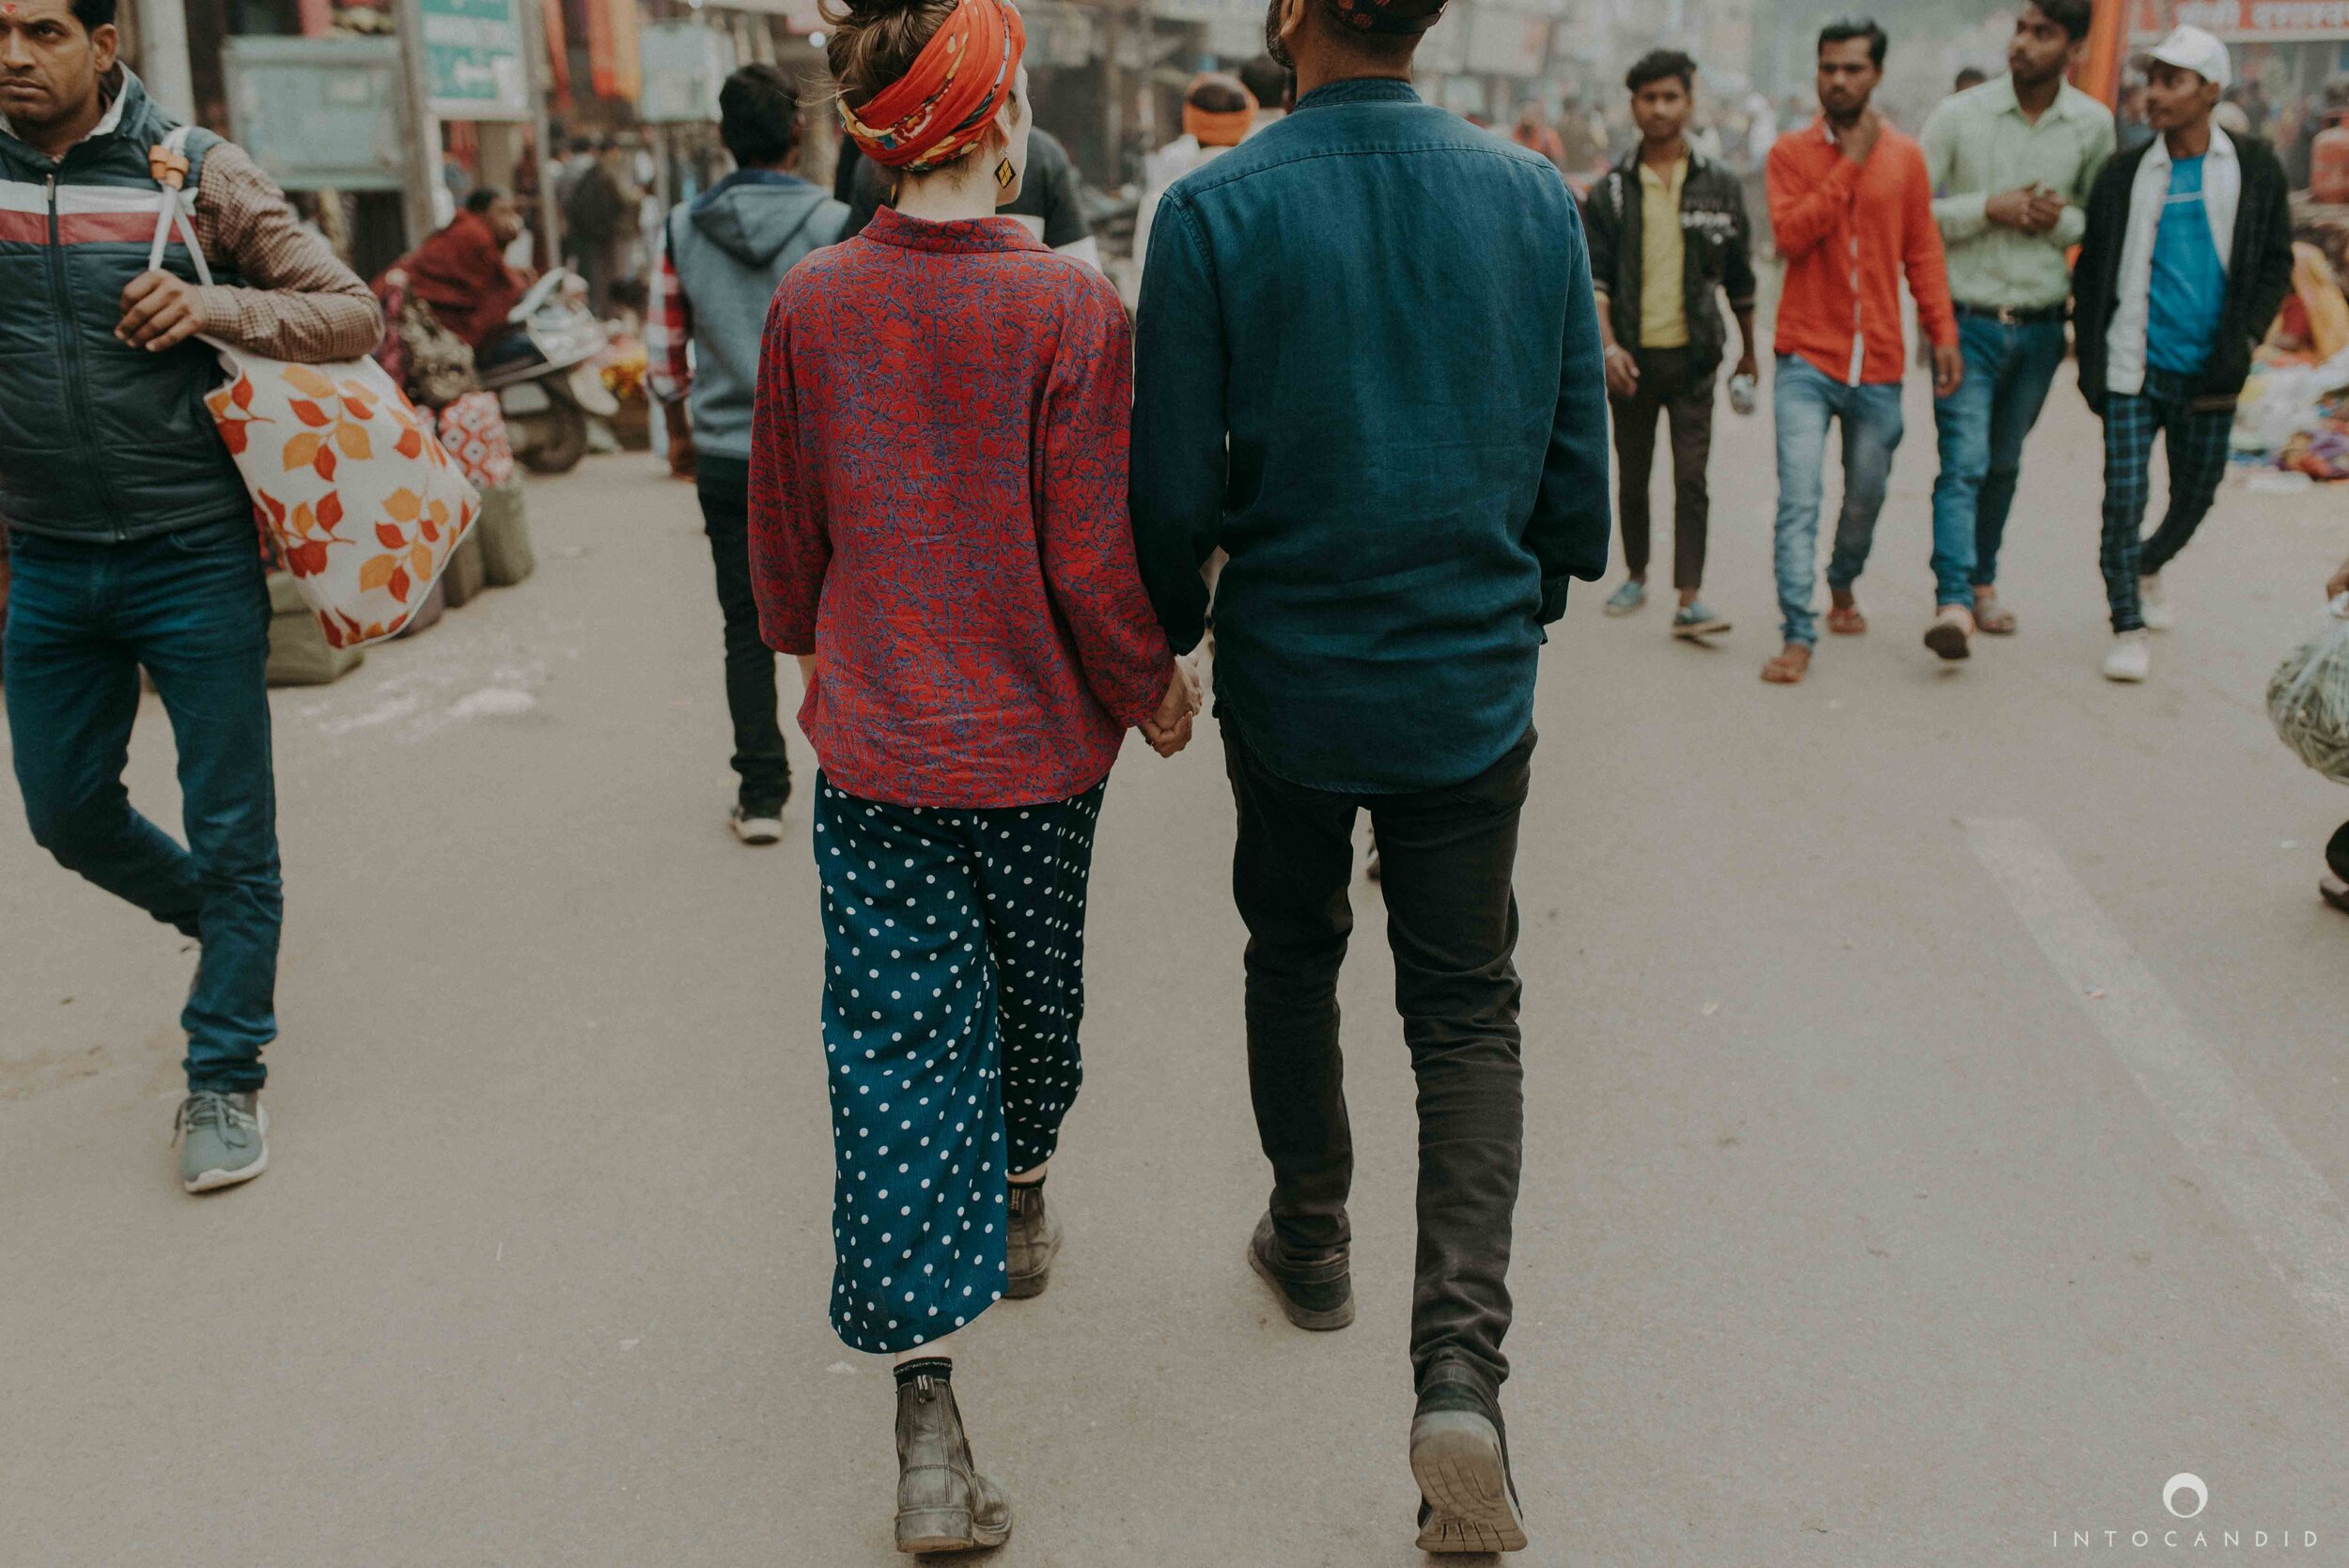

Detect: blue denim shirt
[1130,78,1610,794]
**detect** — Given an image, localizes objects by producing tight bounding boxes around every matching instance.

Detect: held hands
[1140,660,1202,759]
[1602,345,1640,398]
[1931,341,1965,399]
[117,271,208,351]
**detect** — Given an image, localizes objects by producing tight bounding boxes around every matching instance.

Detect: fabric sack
[149,128,478,649]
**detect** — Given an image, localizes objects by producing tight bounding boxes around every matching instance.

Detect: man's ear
[92,23,121,74]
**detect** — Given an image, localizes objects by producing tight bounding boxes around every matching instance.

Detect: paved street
[6,374,2348,1567]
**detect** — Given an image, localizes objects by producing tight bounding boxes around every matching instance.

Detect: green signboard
[421,0,531,120]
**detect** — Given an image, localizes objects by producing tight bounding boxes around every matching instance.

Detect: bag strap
[145,124,214,287]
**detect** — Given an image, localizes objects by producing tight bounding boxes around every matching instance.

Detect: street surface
[6,372,2348,1567]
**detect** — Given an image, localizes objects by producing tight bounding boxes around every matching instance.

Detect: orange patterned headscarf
[838,0,1028,173]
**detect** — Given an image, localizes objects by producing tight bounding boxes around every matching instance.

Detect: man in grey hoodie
[649,65,848,843]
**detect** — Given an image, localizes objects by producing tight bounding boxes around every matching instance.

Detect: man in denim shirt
[1130,0,1608,1550]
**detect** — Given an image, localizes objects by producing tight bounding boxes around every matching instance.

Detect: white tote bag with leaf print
[148,127,478,648]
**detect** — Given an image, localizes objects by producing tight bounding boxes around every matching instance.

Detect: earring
[994,158,1016,191]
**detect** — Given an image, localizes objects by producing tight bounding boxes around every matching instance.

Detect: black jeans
[694,456,791,813]
[1610,346,1715,592]
[1223,720,1532,1404]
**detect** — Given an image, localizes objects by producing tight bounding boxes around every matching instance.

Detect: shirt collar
[1637,155,1688,189]
[2143,123,2235,172]
[859,206,1048,256]
[1294,78,1422,113]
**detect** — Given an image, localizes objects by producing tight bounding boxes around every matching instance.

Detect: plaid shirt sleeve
[189,141,382,364]
[646,224,692,406]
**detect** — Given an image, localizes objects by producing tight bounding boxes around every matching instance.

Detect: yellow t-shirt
[1638,157,1689,350]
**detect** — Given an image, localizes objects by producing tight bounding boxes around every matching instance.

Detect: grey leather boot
[1004,1181,1061,1298]
[894,1372,1012,1554]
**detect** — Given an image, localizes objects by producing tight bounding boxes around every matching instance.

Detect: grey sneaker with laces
[176,1091,268,1193]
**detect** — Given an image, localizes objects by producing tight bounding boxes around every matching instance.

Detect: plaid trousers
[2099,368,2232,633]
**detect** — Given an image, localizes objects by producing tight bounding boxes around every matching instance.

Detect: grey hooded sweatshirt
[664,170,848,459]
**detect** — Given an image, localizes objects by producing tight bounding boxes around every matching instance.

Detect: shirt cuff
[1932,192,1990,241]
[1538,576,1571,625]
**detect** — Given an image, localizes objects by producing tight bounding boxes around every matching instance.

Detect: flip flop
[1761,646,1812,685]
[1826,605,1867,636]
[1975,597,2017,635]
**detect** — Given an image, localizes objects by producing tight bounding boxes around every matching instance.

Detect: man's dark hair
[69,0,117,28]
[1817,17,1889,67]
[1237,54,1291,111]
[1626,49,1697,95]
[1187,73,1252,116]
[464,186,507,215]
[1953,66,1988,91]
[2028,0,2095,41]
[719,64,800,167]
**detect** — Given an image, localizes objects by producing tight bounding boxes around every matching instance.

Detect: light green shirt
[1921,74,2115,311]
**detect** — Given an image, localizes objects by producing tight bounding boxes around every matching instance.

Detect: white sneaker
[2103,630,2153,683]
[730,805,784,845]
[2139,574,2173,631]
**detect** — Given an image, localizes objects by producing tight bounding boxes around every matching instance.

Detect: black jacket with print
[1579,147,1757,380]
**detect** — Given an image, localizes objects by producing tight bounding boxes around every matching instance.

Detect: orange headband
[1183,101,1256,147]
[839,0,1027,173]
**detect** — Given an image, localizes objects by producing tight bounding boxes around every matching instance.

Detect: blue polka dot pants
[813,774,1104,1354]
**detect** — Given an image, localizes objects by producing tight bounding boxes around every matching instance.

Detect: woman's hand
[2327,558,2349,602]
[1141,660,1201,758]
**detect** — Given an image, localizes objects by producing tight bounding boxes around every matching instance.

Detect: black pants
[694,455,791,813]
[1609,346,1715,592]
[1223,720,1532,1404]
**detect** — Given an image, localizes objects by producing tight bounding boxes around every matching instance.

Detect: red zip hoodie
[1767,118,1956,385]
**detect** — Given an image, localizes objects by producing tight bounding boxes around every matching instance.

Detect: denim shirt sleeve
[1128,194,1225,657]
[1525,197,1611,621]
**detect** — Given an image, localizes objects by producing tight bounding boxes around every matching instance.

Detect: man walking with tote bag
[0,0,381,1191]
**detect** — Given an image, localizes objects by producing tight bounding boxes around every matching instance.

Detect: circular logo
[2165,1473,2209,1519]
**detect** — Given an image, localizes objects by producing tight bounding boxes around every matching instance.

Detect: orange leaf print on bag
[231,377,256,412]
[290,400,331,427]
[283,365,335,398]
[220,418,249,456]
[317,490,343,530]
[357,554,397,592]
[313,443,336,481]
[388,566,411,602]
[384,488,422,522]
[375,523,406,549]
[283,431,323,472]
[335,422,373,460]
[408,543,433,581]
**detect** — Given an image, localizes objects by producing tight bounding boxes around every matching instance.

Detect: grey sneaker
[1003,1180,1061,1298]
[175,1091,268,1193]
[894,1372,1013,1554]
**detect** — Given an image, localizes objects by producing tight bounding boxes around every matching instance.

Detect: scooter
[474,270,617,476]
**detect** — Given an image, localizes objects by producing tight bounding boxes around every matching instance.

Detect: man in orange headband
[1134,73,1257,293]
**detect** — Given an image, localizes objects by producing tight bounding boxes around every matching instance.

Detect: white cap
[2148,24,2232,90]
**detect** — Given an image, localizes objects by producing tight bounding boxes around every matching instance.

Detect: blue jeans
[1772,356,1906,646]
[4,520,280,1093]
[1929,312,2066,604]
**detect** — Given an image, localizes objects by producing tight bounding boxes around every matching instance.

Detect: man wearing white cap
[2072,23,2294,682]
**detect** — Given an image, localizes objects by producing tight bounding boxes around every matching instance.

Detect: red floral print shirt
[749,209,1174,809]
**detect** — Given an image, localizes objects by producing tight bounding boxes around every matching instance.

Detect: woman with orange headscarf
[748,0,1198,1551]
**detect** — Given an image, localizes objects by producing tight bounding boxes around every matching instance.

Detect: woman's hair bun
[824,0,959,111]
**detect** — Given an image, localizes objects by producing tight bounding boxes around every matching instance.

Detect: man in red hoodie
[1762,19,1962,686]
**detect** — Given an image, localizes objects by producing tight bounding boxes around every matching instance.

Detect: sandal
[2322,875,2349,914]
[1761,644,1812,685]
[1825,603,1867,636]
[1974,591,2017,635]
